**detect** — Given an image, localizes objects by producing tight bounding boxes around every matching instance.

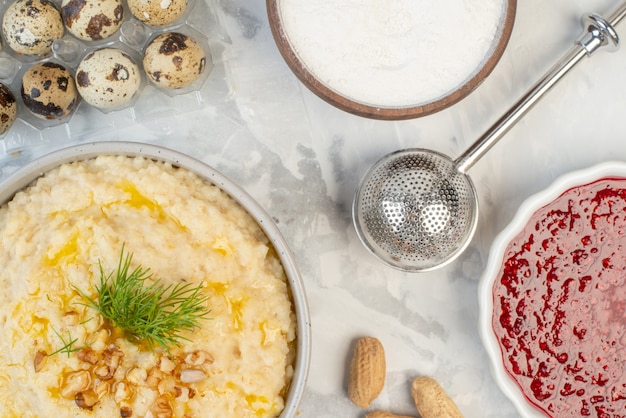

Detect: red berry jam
[493,178,626,417]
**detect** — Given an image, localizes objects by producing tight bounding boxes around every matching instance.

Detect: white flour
[279,0,506,108]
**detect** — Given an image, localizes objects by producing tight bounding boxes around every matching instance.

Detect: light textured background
[2,0,625,417]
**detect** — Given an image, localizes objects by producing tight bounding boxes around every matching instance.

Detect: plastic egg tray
[0,0,232,159]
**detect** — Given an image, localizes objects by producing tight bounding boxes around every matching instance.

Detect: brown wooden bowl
[267,1,517,120]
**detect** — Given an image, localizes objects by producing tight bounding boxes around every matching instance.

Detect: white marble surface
[3,0,626,416]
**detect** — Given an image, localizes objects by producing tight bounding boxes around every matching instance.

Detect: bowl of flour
[268,0,516,120]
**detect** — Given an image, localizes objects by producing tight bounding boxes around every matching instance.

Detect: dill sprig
[49,327,83,358]
[76,246,210,352]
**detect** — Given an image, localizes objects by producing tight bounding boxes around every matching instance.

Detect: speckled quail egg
[127,0,187,26]
[61,0,124,41]
[76,48,141,109]
[21,62,79,120]
[0,84,17,134]
[2,0,64,56]
[143,32,208,89]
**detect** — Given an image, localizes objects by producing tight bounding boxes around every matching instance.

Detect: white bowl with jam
[479,162,626,417]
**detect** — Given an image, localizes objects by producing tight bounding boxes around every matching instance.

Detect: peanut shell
[411,376,464,418]
[366,410,416,418]
[348,336,386,408]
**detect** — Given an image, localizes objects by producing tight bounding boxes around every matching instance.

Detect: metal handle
[454,3,626,174]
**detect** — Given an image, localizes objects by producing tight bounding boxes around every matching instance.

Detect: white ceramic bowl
[0,141,311,418]
[478,161,626,417]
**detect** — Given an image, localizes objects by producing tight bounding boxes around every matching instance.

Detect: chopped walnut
[174,386,191,402]
[61,371,92,399]
[159,356,176,373]
[75,390,99,410]
[126,367,147,386]
[150,396,173,418]
[61,334,217,415]
[77,347,99,365]
[120,406,133,417]
[113,381,133,404]
[94,363,114,380]
[33,350,47,372]
[90,344,124,381]
[184,350,213,367]
[103,344,124,371]
[157,375,177,396]
[94,380,110,400]
[146,367,164,389]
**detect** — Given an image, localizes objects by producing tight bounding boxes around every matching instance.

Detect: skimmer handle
[454,3,626,174]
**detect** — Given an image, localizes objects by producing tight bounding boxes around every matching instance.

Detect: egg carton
[0,0,234,161]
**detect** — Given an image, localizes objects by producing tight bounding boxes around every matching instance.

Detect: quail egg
[127,0,187,26]
[143,32,208,89]
[2,0,64,56]
[21,62,79,120]
[61,0,124,41]
[0,84,18,134]
[76,48,141,109]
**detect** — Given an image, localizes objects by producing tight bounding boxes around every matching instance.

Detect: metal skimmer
[353,3,626,272]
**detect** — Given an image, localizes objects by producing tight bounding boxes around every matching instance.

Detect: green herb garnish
[49,327,83,358]
[76,246,210,352]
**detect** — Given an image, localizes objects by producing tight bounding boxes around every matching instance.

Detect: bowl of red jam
[479,162,626,418]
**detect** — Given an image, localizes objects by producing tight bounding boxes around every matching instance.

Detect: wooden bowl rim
[267,0,517,120]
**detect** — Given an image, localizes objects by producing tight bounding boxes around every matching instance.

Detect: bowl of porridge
[0,141,310,417]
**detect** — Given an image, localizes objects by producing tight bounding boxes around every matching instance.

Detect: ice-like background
[2,0,626,416]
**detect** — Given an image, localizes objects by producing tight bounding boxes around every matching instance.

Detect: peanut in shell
[348,336,386,408]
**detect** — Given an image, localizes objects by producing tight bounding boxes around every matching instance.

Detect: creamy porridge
[0,155,296,417]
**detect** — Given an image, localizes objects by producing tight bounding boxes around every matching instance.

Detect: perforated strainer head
[353,149,478,271]
[352,6,625,272]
